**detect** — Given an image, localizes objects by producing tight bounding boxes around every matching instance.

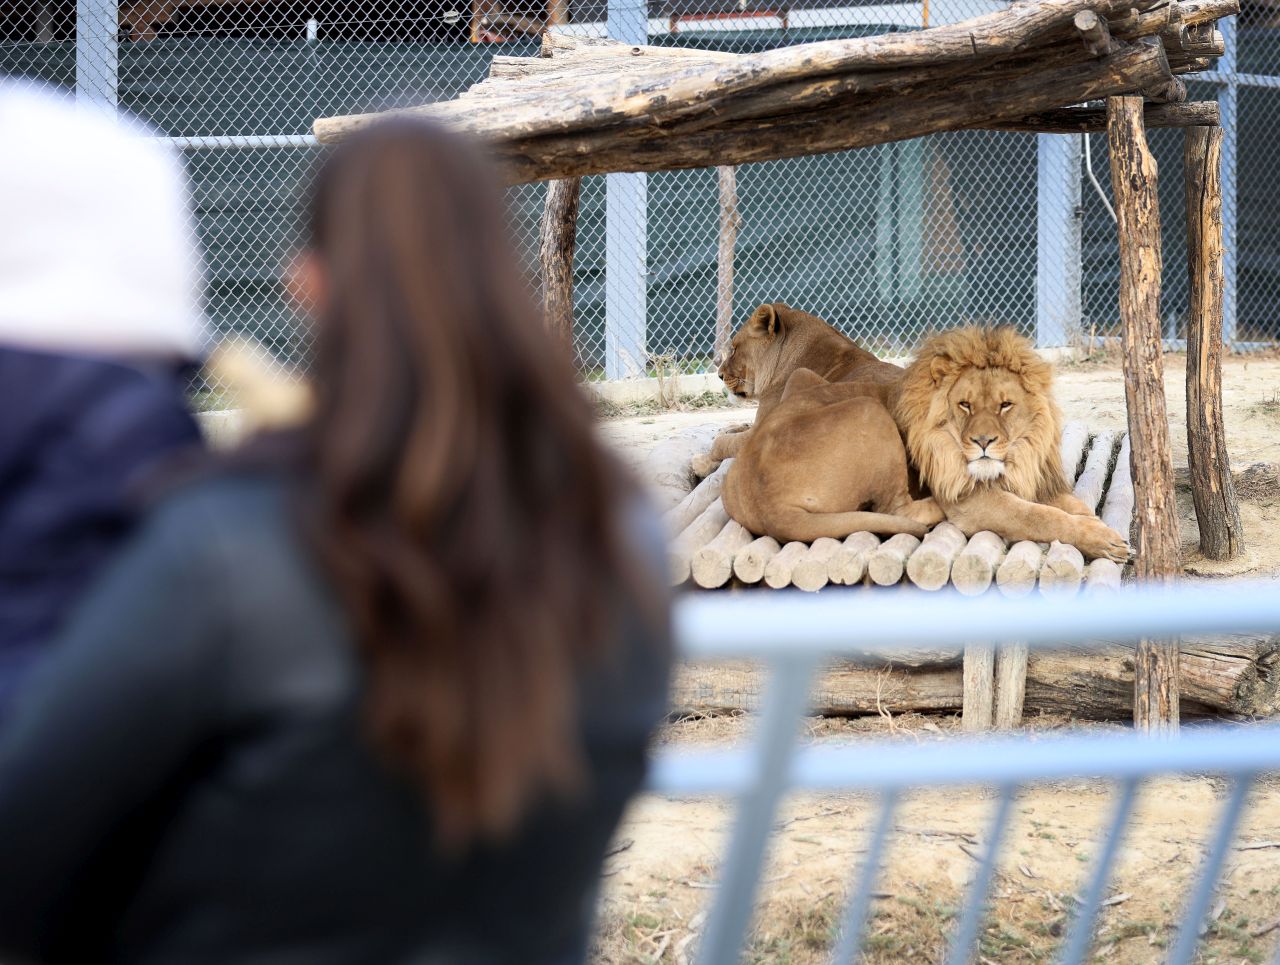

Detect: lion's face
[897,326,1068,505]
[716,304,784,399]
[717,328,762,399]
[942,366,1035,483]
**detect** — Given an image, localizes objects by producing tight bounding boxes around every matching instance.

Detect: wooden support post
[715,165,740,364]
[1107,94,1181,737]
[994,644,1029,729]
[539,177,582,347]
[962,645,995,731]
[1184,125,1244,560]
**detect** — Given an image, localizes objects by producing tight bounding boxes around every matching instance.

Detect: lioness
[723,369,943,542]
[692,302,903,477]
[896,326,1130,562]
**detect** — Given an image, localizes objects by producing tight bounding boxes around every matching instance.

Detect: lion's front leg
[1046,491,1097,517]
[943,490,1129,562]
[691,423,753,478]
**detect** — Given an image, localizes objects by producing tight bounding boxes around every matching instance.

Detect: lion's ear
[745,304,781,338]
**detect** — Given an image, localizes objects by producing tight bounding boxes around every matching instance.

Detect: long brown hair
[300,120,662,842]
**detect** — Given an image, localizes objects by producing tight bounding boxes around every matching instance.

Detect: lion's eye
[958,401,971,413]
[1000,401,1013,412]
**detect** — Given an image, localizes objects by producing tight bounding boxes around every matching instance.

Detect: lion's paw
[690,453,721,479]
[906,498,945,527]
[1075,518,1131,563]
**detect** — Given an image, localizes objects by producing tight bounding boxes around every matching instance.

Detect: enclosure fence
[2,0,1278,390]
[655,583,1280,965]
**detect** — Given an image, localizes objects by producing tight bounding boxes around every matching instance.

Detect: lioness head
[717,303,786,399]
[897,326,1068,504]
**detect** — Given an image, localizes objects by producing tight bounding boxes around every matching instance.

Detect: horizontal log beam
[672,638,1280,720]
[315,0,1235,148]
[494,42,1171,183]
[986,99,1218,132]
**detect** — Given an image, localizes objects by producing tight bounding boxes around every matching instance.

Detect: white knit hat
[0,84,205,360]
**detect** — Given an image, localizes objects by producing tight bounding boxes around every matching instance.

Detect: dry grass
[593,714,1280,965]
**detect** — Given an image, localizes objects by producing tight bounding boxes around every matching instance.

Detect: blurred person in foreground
[0,118,672,965]
[0,85,205,719]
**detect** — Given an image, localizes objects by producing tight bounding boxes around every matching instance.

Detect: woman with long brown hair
[0,119,671,965]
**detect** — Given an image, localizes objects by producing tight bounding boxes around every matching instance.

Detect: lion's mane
[896,326,1070,505]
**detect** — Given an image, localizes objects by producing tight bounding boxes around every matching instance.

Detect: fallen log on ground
[671,637,1280,719]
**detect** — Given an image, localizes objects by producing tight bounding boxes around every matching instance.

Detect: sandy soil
[592,355,1280,964]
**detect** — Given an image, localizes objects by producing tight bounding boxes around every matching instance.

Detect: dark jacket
[0,346,201,716]
[0,471,671,965]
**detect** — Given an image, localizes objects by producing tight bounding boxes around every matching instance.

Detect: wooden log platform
[663,421,1132,595]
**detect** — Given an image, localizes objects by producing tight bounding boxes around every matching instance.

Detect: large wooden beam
[485,43,1170,184]
[987,100,1217,133]
[538,177,582,346]
[319,0,1158,144]
[1106,94,1182,737]
[1184,125,1244,560]
[671,637,1280,720]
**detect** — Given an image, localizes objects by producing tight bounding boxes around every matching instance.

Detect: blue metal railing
[649,582,1280,965]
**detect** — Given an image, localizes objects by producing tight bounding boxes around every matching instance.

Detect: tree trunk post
[715,165,741,365]
[539,177,582,348]
[993,644,1029,729]
[961,645,995,731]
[1184,125,1244,560]
[1107,94,1181,737]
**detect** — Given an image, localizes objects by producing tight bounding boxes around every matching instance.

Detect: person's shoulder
[143,468,293,552]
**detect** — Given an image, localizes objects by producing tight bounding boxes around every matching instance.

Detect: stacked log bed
[665,420,1135,595]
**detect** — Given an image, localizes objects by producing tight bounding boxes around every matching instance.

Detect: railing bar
[946,784,1017,965]
[649,726,1280,797]
[1057,777,1141,965]
[1167,775,1253,965]
[675,584,1280,659]
[829,787,900,965]
[695,654,818,965]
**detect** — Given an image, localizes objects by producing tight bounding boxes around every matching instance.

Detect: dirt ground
[591,354,1280,964]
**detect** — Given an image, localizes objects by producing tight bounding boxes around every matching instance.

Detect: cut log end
[792,537,842,592]
[996,540,1045,597]
[952,531,1007,596]
[734,535,782,584]
[868,533,922,587]
[764,541,810,589]
[829,531,881,585]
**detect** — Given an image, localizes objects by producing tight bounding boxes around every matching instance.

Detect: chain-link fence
[2,0,1277,394]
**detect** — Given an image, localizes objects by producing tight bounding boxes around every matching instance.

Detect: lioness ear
[745,304,780,338]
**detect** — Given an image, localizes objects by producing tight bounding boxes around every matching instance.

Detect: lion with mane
[896,325,1129,562]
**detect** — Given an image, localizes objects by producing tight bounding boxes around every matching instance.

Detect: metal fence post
[1036,133,1082,348]
[1218,17,1238,345]
[75,0,118,111]
[605,0,648,379]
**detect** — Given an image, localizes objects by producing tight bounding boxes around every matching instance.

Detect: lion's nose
[971,434,998,450]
